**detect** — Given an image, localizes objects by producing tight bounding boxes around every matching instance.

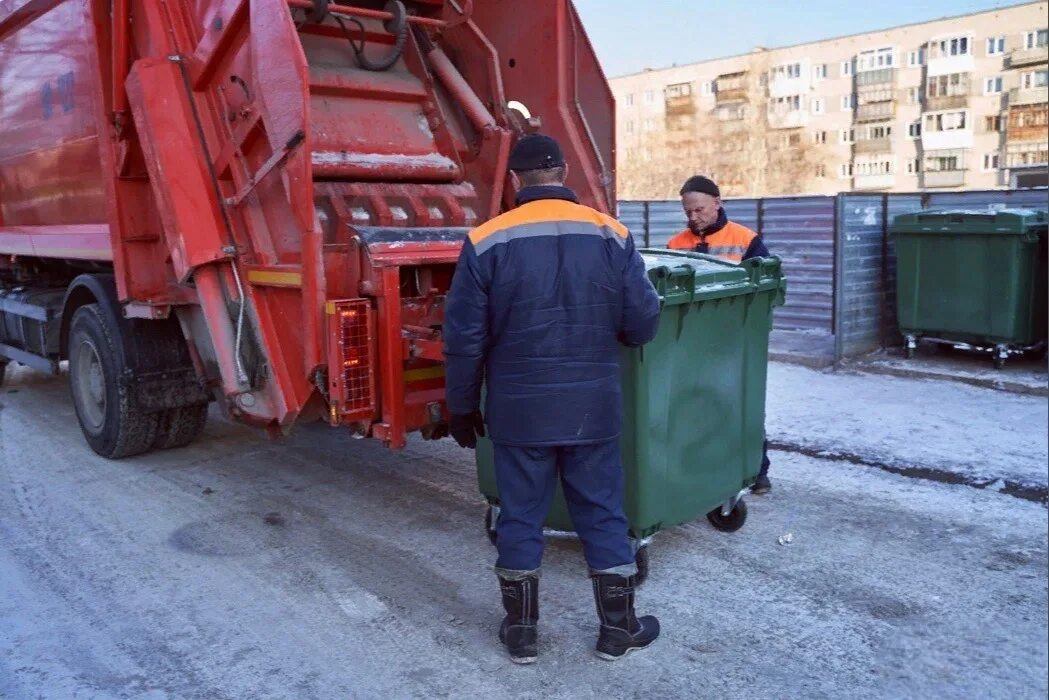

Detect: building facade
[611,2,1049,199]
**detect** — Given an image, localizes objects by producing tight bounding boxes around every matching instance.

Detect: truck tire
[68,303,159,458]
[153,404,208,450]
[0,360,7,388]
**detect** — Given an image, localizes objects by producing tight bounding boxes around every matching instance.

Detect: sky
[574,0,1032,77]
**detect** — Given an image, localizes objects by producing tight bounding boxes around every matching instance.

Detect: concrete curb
[769,440,1048,506]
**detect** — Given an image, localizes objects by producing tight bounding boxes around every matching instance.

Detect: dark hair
[515,165,567,187]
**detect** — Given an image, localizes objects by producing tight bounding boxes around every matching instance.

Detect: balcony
[853,173,895,190]
[923,170,966,188]
[855,102,895,123]
[927,53,975,77]
[1006,142,1049,168]
[1007,104,1049,142]
[923,129,973,150]
[664,95,697,117]
[1007,45,1049,69]
[854,137,892,154]
[767,111,808,129]
[715,73,749,104]
[855,68,896,87]
[925,94,969,111]
[1009,87,1049,106]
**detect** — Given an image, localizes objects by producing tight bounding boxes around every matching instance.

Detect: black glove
[449,411,486,449]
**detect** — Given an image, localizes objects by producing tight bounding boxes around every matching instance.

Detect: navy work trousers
[492,439,635,574]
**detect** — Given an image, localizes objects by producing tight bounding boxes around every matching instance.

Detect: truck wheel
[153,404,208,450]
[68,304,159,458]
[0,360,7,388]
[707,499,748,532]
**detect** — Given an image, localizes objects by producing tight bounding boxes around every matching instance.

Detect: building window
[857,47,895,71]
[854,157,893,176]
[924,149,966,172]
[924,111,968,132]
[984,76,1003,95]
[839,163,854,178]
[986,36,1006,56]
[908,121,922,138]
[841,60,854,77]
[625,120,634,134]
[816,163,827,178]
[867,124,893,139]
[933,36,971,58]
[769,95,802,114]
[813,64,828,80]
[624,93,634,107]
[645,90,655,104]
[841,94,855,110]
[643,117,655,131]
[906,86,922,104]
[811,98,825,115]
[666,82,692,99]
[927,73,970,98]
[907,49,925,67]
[1021,69,1049,89]
[1025,29,1049,50]
[813,130,828,144]
[983,153,1000,171]
[985,114,1004,132]
[840,128,855,144]
[770,62,802,80]
[906,158,919,174]
[700,81,714,97]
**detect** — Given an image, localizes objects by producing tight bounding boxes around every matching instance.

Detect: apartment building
[611,2,1049,199]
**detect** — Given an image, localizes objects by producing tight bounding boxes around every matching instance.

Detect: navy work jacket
[443,186,661,446]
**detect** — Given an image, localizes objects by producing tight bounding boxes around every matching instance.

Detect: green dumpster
[475,250,786,580]
[890,209,1048,368]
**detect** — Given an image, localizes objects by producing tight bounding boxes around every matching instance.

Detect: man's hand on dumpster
[450,411,486,449]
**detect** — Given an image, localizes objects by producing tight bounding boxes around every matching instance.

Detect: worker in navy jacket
[443,134,661,664]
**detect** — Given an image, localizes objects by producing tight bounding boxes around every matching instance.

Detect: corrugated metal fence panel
[646,201,685,247]
[617,201,647,248]
[923,189,1049,211]
[760,197,836,332]
[835,195,885,358]
[723,199,760,233]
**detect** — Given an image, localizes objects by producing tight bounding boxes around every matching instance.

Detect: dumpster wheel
[707,498,748,532]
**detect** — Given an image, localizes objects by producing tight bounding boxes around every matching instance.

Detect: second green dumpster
[476,250,786,583]
[890,208,1048,368]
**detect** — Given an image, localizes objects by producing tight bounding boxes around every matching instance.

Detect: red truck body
[0,0,614,454]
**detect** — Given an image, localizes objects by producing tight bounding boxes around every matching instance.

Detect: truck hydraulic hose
[334,1,407,72]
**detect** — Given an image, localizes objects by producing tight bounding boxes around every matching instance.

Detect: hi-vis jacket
[443,185,661,446]
[666,208,769,263]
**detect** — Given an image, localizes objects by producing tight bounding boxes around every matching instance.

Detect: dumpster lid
[890,208,1048,234]
[639,249,783,305]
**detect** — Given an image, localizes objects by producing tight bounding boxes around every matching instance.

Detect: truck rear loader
[0,0,614,456]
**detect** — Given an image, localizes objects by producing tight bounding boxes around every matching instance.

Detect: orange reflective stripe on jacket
[666,221,757,263]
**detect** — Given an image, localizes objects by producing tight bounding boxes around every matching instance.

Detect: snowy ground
[1,362,1047,699]
[767,363,1049,495]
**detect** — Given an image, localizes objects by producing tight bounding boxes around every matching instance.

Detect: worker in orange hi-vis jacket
[667,175,774,495]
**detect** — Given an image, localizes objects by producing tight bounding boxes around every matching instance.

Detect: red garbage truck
[0,0,615,455]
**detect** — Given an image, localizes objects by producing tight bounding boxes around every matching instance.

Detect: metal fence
[620,188,1049,361]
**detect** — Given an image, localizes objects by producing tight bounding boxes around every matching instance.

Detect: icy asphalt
[1,362,1046,699]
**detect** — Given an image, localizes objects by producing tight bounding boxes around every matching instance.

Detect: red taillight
[326,298,376,422]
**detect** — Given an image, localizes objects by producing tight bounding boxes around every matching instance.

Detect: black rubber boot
[497,576,539,664]
[591,574,660,660]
